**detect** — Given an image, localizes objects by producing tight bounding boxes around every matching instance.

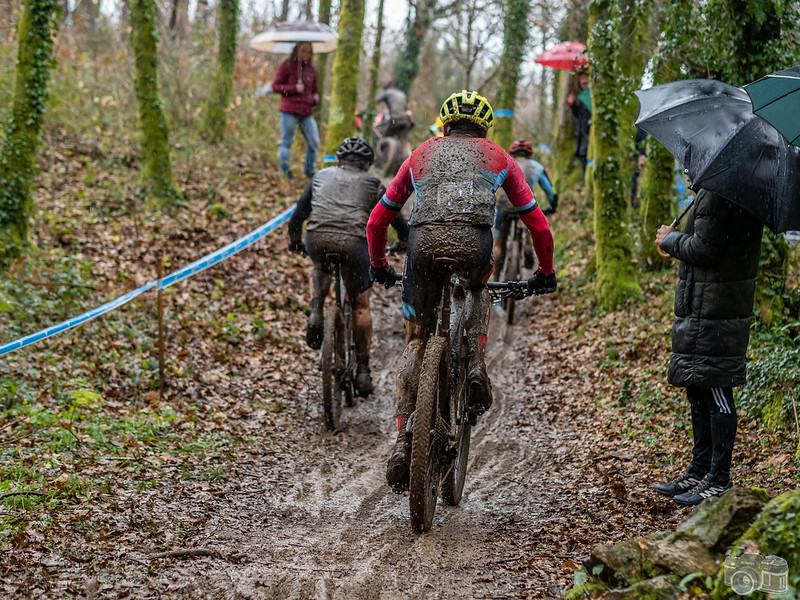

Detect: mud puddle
[128,287,578,600]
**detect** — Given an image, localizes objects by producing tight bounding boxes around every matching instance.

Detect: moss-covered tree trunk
[393,0,436,93]
[0,0,58,269]
[589,0,641,308]
[129,0,182,204]
[202,0,239,143]
[323,0,365,158]
[490,0,530,152]
[313,0,332,124]
[361,0,385,142]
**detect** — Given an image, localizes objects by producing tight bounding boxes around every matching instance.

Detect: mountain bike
[500,217,525,324]
[406,259,531,532]
[320,253,356,430]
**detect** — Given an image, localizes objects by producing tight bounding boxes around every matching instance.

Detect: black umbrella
[634,79,800,234]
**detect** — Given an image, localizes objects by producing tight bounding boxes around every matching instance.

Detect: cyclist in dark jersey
[367,91,557,490]
[289,137,408,397]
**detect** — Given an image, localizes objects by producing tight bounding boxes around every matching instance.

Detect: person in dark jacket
[567,69,591,185]
[288,138,408,396]
[374,80,413,144]
[653,188,763,506]
[272,42,320,179]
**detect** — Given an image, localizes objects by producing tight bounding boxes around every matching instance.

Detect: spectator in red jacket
[272,43,320,179]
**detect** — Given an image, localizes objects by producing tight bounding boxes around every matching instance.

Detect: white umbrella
[250,21,338,54]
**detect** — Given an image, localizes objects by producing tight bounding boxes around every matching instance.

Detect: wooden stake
[157,256,165,400]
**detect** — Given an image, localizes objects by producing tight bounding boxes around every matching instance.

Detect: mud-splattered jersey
[367,136,555,274]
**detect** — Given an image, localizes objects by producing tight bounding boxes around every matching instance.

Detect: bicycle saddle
[432,257,460,271]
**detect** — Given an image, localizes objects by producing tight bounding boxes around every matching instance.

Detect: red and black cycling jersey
[367,136,554,274]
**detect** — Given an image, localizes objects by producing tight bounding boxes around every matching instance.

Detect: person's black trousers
[687,386,737,485]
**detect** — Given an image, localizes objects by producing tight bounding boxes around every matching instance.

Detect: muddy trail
[119,286,592,600]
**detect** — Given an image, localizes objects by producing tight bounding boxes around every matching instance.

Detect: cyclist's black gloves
[288,240,306,254]
[543,194,558,216]
[370,263,398,289]
[387,239,408,254]
[528,270,557,295]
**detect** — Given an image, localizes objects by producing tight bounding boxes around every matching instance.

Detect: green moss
[588,0,642,309]
[0,0,59,269]
[323,0,365,157]
[129,0,182,204]
[638,141,677,269]
[761,395,786,433]
[490,0,531,152]
[203,0,240,143]
[564,581,609,600]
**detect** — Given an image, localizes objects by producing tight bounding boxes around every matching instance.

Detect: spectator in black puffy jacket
[652,189,763,506]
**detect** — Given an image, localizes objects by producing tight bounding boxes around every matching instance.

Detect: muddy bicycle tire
[342,299,355,408]
[441,317,471,505]
[321,304,345,430]
[409,336,448,533]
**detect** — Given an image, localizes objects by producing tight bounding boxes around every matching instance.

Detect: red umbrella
[534,41,587,70]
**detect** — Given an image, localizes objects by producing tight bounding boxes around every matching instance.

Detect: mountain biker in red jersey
[366,90,557,491]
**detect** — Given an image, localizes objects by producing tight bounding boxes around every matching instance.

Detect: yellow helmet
[439,90,494,130]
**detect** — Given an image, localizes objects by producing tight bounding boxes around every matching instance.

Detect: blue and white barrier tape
[0,205,296,357]
[323,154,337,162]
[494,109,514,117]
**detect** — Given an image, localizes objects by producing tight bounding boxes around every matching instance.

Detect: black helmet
[336,137,374,164]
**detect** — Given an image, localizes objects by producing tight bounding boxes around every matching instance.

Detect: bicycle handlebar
[386,273,540,299]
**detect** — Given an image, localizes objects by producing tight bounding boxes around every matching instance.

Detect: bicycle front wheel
[409,336,448,533]
[441,319,471,505]
[321,304,345,430]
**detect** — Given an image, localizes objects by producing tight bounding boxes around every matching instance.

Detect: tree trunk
[279,0,289,21]
[393,0,435,93]
[169,0,189,40]
[490,0,530,152]
[0,0,59,269]
[589,0,641,308]
[362,0,385,142]
[203,0,240,143]
[129,0,182,204]
[195,0,210,28]
[313,0,332,123]
[323,0,365,158]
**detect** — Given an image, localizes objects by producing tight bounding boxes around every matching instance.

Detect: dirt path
[123,286,582,600]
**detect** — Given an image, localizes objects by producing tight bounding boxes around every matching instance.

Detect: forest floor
[1,138,798,599]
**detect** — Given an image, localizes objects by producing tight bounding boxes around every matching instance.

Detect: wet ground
[121,285,585,600]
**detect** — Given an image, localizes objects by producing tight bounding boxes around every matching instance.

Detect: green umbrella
[744,66,800,146]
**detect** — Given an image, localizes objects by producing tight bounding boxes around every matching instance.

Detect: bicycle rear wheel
[409,336,448,533]
[321,304,345,430]
[441,318,471,505]
[342,297,355,407]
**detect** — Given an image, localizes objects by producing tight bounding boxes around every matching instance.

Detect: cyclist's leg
[304,231,332,349]
[459,226,495,415]
[387,226,440,489]
[297,115,320,177]
[492,211,511,281]
[341,238,375,396]
[279,112,299,176]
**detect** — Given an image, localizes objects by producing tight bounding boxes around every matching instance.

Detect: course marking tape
[322,154,337,162]
[0,206,295,358]
[494,109,514,117]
